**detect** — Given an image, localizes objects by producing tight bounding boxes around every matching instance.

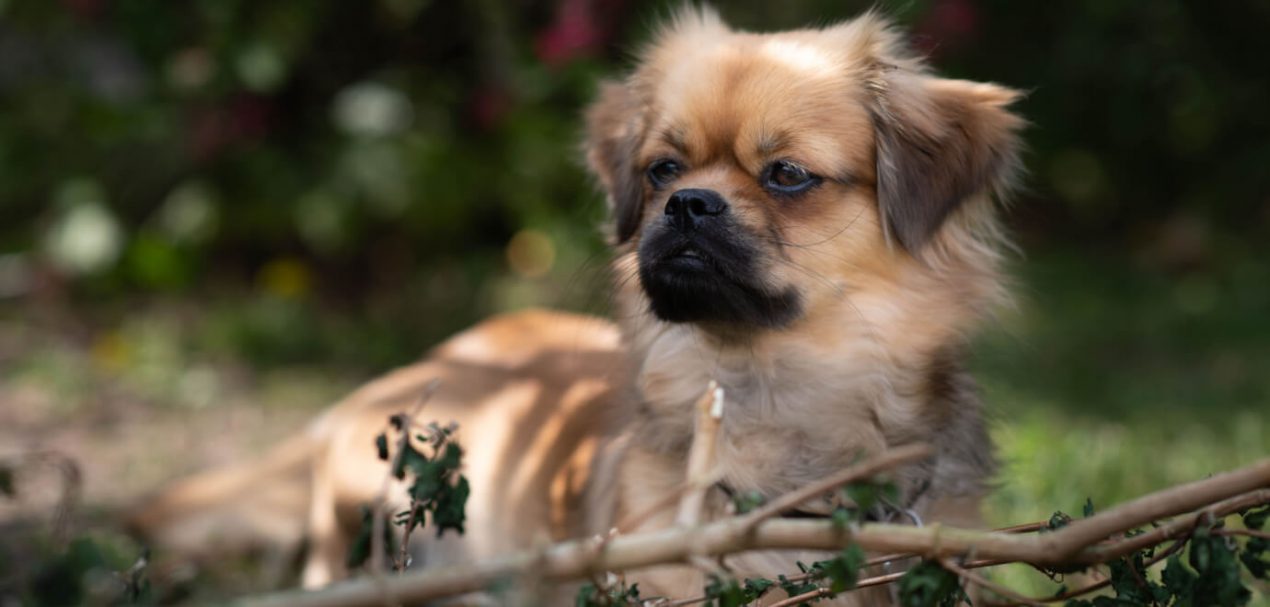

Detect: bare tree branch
[236,457,1270,607]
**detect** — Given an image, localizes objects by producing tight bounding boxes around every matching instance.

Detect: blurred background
[0,0,1267,603]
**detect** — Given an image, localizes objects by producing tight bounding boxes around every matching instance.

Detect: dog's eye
[647,159,682,188]
[764,160,820,194]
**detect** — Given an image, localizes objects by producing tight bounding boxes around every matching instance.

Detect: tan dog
[129,8,1022,605]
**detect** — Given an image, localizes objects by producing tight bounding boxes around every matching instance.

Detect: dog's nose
[664,188,728,232]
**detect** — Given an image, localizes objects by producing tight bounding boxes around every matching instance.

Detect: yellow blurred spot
[506,229,556,279]
[257,257,312,299]
[91,331,131,373]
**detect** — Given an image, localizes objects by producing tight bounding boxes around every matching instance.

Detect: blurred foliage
[0,0,1267,364]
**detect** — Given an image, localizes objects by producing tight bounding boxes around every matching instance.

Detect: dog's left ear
[585,80,648,244]
[870,69,1024,252]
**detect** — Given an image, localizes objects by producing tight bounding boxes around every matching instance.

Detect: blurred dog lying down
[130,7,1022,604]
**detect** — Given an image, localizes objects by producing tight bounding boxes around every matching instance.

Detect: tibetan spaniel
[129,8,1023,606]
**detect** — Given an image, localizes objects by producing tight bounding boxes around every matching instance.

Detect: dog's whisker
[771,206,868,250]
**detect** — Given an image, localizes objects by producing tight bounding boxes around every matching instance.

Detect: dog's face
[587,11,1022,336]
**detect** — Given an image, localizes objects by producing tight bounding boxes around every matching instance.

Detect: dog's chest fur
[620,313,980,507]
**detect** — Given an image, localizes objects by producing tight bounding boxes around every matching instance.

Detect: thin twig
[854,569,906,589]
[1081,488,1269,563]
[739,443,936,532]
[371,380,441,584]
[675,381,723,528]
[615,481,689,532]
[767,587,831,607]
[1213,528,1270,540]
[940,557,1045,607]
[1,450,82,544]
[1035,537,1189,604]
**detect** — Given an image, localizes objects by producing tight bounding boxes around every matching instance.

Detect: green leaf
[830,505,852,529]
[395,504,426,530]
[574,583,596,606]
[345,506,396,569]
[438,442,463,469]
[345,507,374,569]
[810,544,865,593]
[731,490,765,515]
[1243,506,1269,530]
[433,476,470,536]
[1107,553,1164,603]
[408,459,446,501]
[703,576,751,607]
[0,465,14,498]
[1240,537,1268,579]
[1047,510,1073,531]
[375,433,390,461]
[843,480,899,518]
[573,581,640,606]
[777,573,819,598]
[393,442,428,480]
[897,560,964,607]
[1187,528,1251,606]
[743,577,775,600]
[1161,553,1197,597]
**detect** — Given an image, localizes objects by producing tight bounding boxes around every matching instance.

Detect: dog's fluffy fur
[129,9,1022,605]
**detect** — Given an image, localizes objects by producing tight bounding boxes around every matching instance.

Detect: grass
[973,250,1269,601]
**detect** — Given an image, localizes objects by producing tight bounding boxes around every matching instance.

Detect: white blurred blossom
[44,180,124,275]
[332,81,413,137]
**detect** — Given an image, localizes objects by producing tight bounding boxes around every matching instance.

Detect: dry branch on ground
[237,456,1270,607]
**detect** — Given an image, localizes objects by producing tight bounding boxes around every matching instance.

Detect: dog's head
[586,9,1022,337]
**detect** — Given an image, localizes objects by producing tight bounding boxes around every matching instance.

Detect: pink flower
[534,0,604,66]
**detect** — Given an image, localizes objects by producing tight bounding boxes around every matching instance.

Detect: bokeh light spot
[257,258,312,299]
[506,229,556,278]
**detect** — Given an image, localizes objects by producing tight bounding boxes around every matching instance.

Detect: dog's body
[130,9,1022,605]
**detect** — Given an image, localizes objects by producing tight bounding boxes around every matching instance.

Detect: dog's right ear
[585,80,647,244]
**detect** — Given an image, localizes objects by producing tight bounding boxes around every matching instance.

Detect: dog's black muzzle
[637,189,801,328]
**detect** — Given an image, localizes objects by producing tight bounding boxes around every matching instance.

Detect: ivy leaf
[574,580,641,606]
[574,582,599,607]
[830,505,852,529]
[1107,553,1165,603]
[1161,553,1196,598]
[1239,537,1268,579]
[437,442,463,469]
[1047,511,1073,531]
[810,544,865,593]
[395,504,426,529]
[393,441,428,480]
[375,433,390,461]
[432,476,470,536]
[1187,528,1251,606]
[0,465,14,498]
[777,573,819,598]
[743,577,775,600]
[345,506,396,569]
[731,490,765,515]
[1243,505,1269,530]
[409,459,446,502]
[897,560,964,607]
[843,480,898,519]
[703,576,750,607]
